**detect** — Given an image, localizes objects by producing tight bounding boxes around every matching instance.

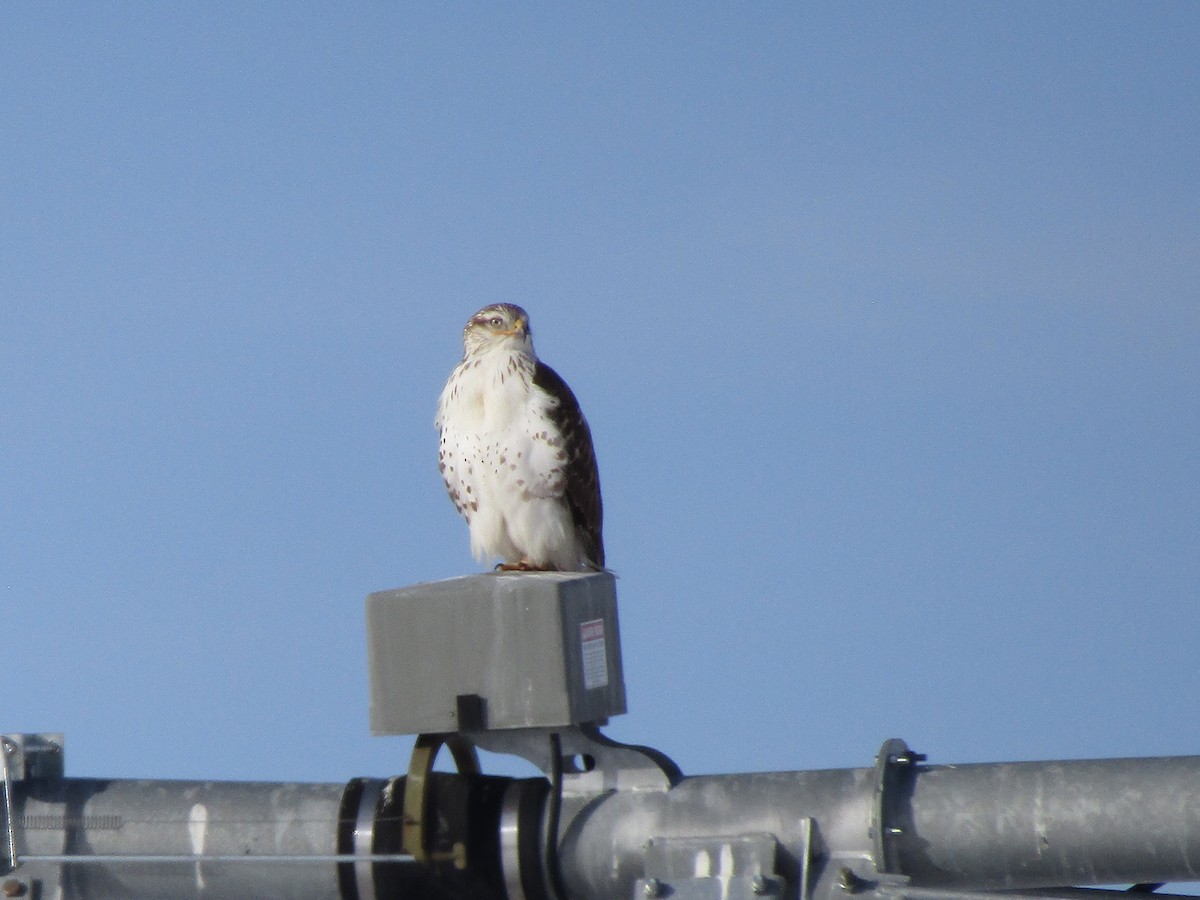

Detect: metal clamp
[401,733,481,866]
[1,733,67,874]
[869,738,925,875]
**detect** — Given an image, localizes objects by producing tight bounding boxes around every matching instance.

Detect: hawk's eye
[489,317,504,327]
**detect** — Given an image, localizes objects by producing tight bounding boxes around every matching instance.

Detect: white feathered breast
[436,346,582,569]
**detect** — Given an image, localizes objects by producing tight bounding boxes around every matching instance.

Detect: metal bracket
[402,733,481,866]
[468,722,682,795]
[797,816,813,900]
[2,734,64,876]
[0,735,63,783]
[633,832,788,900]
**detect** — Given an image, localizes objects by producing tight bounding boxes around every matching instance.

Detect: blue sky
[2,5,1197,786]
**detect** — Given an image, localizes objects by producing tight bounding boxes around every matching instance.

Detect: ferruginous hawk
[436,304,604,571]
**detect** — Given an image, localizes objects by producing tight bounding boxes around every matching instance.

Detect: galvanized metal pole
[11,777,371,900]
[8,751,1200,900]
[896,755,1200,888]
[554,752,1200,900]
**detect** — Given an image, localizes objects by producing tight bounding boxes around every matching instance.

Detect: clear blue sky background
[2,5,1197,788]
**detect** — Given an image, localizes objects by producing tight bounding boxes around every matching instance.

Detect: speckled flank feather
[531,361,603,567]
[435,304,604,571]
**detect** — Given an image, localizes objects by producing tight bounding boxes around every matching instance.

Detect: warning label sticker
[580,619,608,690]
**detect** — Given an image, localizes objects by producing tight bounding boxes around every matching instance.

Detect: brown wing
[532,361,604,568]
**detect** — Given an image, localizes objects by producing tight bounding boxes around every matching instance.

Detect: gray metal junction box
[366,571,626,734]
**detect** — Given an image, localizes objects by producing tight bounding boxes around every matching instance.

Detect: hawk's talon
[496,560,554,572]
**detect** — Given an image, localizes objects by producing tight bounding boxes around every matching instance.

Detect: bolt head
[643,878,663,898]
[838,867,861,893]
[751,874,771,895]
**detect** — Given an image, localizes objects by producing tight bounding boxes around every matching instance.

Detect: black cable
[545,733,569,900]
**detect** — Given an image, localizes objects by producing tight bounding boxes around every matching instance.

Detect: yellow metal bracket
[401,733,480,868]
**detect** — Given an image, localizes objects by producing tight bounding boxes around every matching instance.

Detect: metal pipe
[557,768,875,900]
[556,755,1200,899]
[19,854,415,864]
[8,771,522,900]
[12,777,365,900]
[896,756,1200,888]
[10,752,1200,900]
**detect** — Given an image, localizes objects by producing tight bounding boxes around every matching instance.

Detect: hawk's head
[462,303,534,357]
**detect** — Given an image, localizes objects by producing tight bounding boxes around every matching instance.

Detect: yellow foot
[495,560,554,572]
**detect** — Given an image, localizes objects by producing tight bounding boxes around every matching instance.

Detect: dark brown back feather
[532,361,604,568]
